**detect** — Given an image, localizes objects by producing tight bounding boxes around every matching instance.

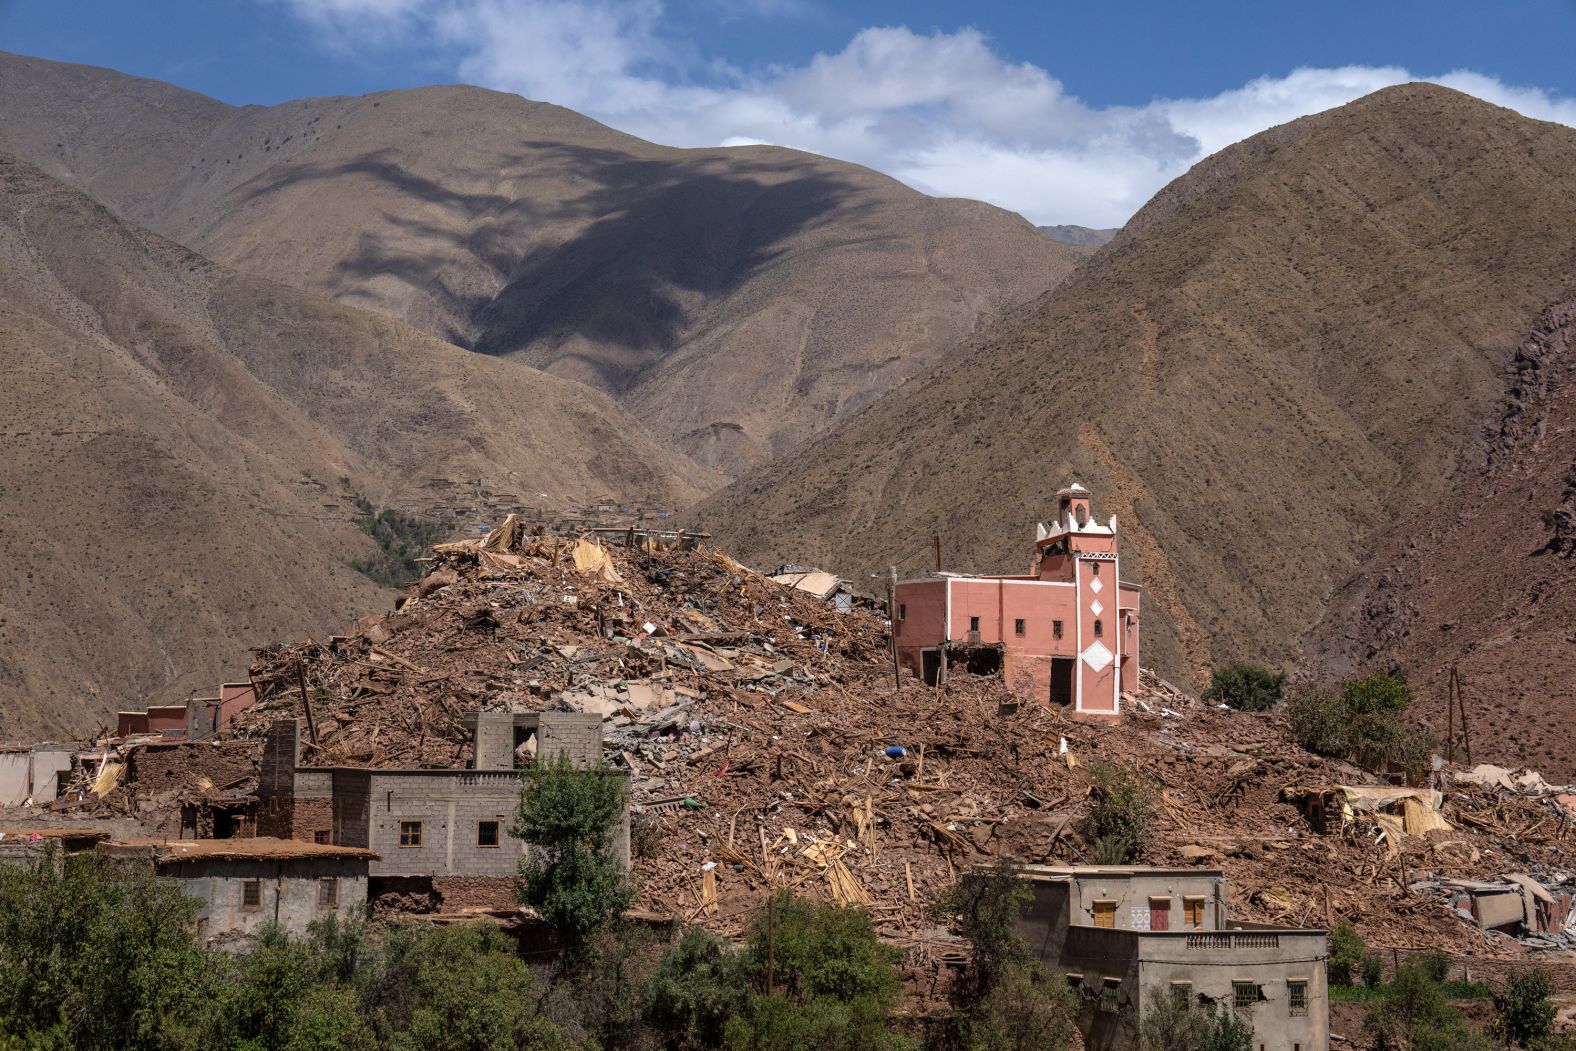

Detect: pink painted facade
[893,484,1142,716]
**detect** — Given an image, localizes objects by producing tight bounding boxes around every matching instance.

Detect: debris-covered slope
[0,153,709,739]
[217,527,1576,955]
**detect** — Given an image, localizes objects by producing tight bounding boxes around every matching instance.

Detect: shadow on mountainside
[467,143,883,392]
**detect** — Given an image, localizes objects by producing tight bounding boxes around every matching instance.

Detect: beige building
[1013,865,1328,1051]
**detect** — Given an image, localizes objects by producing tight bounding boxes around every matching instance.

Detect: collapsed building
[894,484,1141,715]
[1014,865,1328,1051]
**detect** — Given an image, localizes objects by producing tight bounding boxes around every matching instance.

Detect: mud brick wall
[129,742,254,793]
[433,875,517,910]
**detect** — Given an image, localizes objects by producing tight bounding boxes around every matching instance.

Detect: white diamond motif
[1089,577,1103,594]
[1089,599,1104,616]
[1081,640,1114,673]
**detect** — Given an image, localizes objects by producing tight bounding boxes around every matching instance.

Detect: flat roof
[0,828,112,842]
[1009,864,1225,879]
[100,837,378,862]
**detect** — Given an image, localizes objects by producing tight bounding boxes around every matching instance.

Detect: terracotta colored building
[893,484,1140,716]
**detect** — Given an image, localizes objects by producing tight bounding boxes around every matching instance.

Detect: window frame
[1013,618,1026,637]
[1287,979,1308,1017]
[319,877,339,909]
[241,879,261,911]
[1052,619,1064,639]
[1232,981,1262,1010]
[969,615,980,633]
[1092,899,1117,929]
[1098,977,1121,1014]
[398,820,423,848]
[477,820,501,848]
[1183,896,1206,929]
[1169,981,1193,1008]
[1093,618,1103,638]
[898,603,906,621]
[313,830,331,845]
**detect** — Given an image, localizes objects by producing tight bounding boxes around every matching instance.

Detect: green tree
[1086,762,1153,864]
[1342,673,1415,770]
[399,924,564,1051]
[1495,970,1556,1047]
[1327,921,1365,987]
[1202,663,1286,713]
[512,753,633,947]
[642,927,750,1050]
[0,851,207,1051]
[939,865,1077,1051]
[347,494,444,589]
[1286,674,1435,777]
[725,895,910,1051]
[1285,683,1349,759]
[1363,957,1496,1051]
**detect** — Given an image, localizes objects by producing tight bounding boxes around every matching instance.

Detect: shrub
[512,753,633,947]
[1414,949,1450,984]
[1363,956,1497,1051]
[1285,682,1349,757]
[1327,920,1365,987]
[1285,674,1435,776]
[1202,663,1286,712]
[400,924,564,1051]
[1137,988,1252,1051]
[0,850,207,1051]
[1495,970,1556,1047]
[1085,762,1153,865]
[960,961,1078,1051]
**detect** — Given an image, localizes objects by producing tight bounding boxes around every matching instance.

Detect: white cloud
[274,0,1576,227]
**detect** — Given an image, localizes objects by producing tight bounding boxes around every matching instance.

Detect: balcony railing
[1185,932,1280,950]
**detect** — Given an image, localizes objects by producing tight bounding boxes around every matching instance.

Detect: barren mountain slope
[1311,295,1576,777]
[0,154,707,739]
[692,85,1576,689]
[0,53,1088,473]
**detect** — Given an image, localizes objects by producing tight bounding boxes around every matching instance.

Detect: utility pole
[296,661,320,744]
[933,535,942,573]
[1446,664,1456,763]
[888,565,901,694]
[765,893,776,995]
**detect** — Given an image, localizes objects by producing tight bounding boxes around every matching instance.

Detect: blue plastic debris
[884,746,906,759]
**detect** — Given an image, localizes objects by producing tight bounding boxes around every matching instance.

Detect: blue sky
[5,0,1575,225]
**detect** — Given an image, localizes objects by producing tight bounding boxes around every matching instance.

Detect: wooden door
[1149,898,1170,931]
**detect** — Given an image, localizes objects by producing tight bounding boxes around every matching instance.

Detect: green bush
[0,851,207,1051]
[1085,762,1154,865]
[1202,663,1286,712]
[511,753,633,947]
[1285,674,1435,777]
[1495,970,1556,1047]
[959,961,1077,1051]
[1363,957,1497,1051]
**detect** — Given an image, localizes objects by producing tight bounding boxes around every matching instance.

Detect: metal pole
[888,566,901,694]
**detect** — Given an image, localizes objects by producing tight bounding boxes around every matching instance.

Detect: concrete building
[258,711,628,909]
[0,827,111,867]
[98,837,375,948]
[893,484,1140,716]
[1013,865,1328,1051]
[0,744,74,806]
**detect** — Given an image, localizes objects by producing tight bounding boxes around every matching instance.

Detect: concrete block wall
[539,713,602,768]
[472,712,516,771]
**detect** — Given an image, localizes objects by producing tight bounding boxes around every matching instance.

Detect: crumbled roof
[0,828,112,842]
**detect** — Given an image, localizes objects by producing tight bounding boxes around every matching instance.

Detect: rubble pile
[135,520,1576,956]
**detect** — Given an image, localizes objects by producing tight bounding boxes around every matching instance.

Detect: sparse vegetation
[1137,987,1253,1051]
[348,492,444,589]
[1361,955,1498,1051]
[1201,662,1286,712]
